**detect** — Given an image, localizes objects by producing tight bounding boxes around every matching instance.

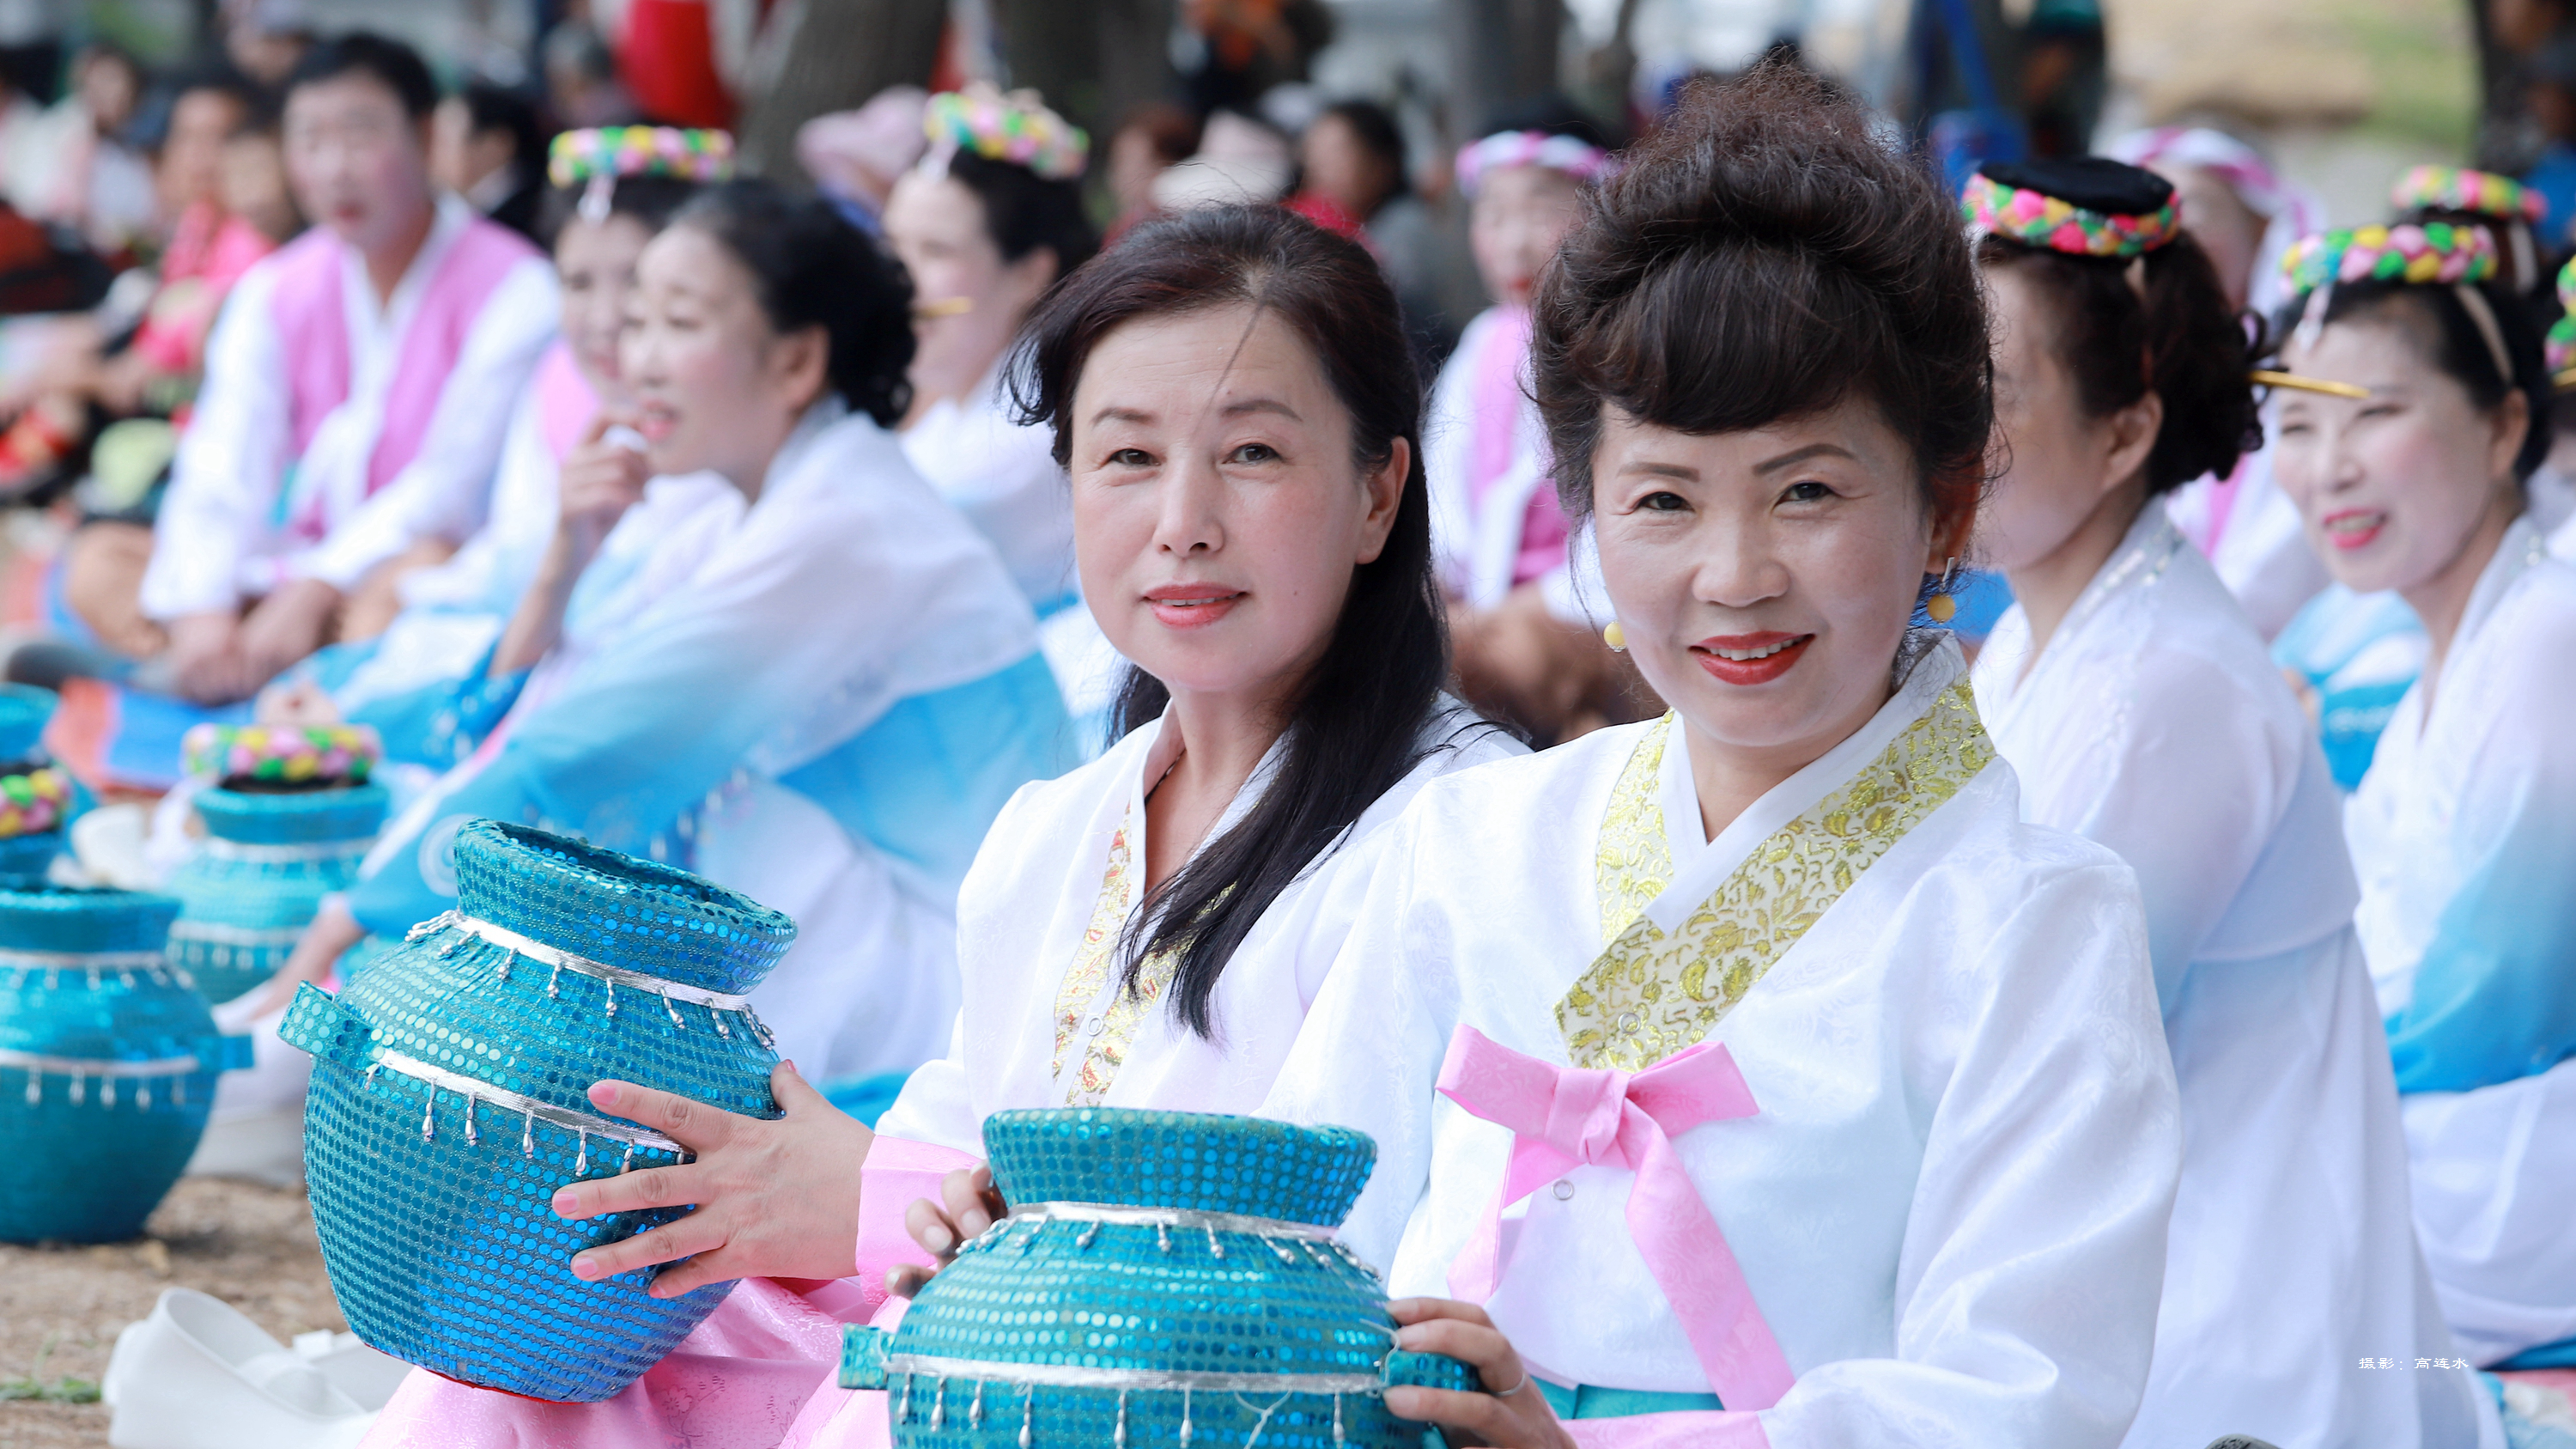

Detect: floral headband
[1960,169,2178,259]
[2266,223,2512,399]
[922,84,1087,182]
[2390,166,2545,224]
[549,127,732,224]
[548,127,733,190]
[1455,130,1614,198]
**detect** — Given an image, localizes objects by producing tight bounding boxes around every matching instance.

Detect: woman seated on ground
[1242,65,2183,1446]
[353,204,1520,1449]
[1428,100,1653,744]
[2266,218,2576,1384]
[254,178,1073,1089]
[1967,156,2479,1446]
[885,86,1096,618]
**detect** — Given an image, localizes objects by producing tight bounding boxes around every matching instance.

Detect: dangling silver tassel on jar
[421,1086,435,1141]
[1178,1386,1193,1447]
[930,1377,946,1430]
[1018,1385,1034,1449]
[1114,1389,1128,1449]
[574,1127,589,1175]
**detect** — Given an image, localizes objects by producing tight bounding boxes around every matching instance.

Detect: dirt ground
[0,1178,344,1449]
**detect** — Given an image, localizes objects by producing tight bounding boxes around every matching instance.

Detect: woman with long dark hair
[382,204,1516,1449]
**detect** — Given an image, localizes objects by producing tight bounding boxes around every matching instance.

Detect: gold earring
[1925,557,1959,624]
[1602,620,1626,651]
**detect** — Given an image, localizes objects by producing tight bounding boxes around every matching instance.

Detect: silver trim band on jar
[198,837,374,865]
[0,947,174,971]
[414,910,760,1014]
[1006,1202,1343,1241]
[368,1047,690,1157]
[0,1047,201,1077]
[166,920,307,948]
[881,1355,1391,1397]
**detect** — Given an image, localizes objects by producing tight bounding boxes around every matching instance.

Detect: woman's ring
[1494,1367,1529,1398]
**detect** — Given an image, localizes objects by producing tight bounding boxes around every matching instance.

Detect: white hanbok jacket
[1974,509,2486,1448]
[898,362,1078,614]
[2350,517,2576,1368]
[878,698,1521,1149]
[1265,640,2182,1448]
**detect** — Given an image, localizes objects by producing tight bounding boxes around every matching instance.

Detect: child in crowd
[1428,100,1645,743]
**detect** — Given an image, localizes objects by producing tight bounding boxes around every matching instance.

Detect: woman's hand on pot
[884,1164,1007,1300]
[554,1061,872,1297]
[1381,1299,1576,1449]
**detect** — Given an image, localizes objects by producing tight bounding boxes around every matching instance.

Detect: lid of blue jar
[0,883,179,955]
[983,1108,1378,1228]
[450,820,797,996]
[196,782,391,846]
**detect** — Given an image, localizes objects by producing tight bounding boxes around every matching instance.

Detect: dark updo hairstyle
[670,180,915,427]
[1532,61,1988,549]
[2269,275,2553,482]
[945,149,1099,283]
[1008,204,1455,1040]
[1974,157,2260,497]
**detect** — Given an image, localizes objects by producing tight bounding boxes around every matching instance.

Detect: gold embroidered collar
[1558,676,1995,1070]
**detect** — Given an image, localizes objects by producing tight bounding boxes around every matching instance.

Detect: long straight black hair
[1009,204,1449,1038]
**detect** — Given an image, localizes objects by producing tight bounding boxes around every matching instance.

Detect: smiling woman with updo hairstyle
[1966,155,2482,1449]
[1259,64,2183,1447]
[2265,216,2576,1386]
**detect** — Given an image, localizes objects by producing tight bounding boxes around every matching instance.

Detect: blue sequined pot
[279,819,795,1403]
[165,784,388,1006]
[841,1109,1480,1449]
[0,886,252,1243]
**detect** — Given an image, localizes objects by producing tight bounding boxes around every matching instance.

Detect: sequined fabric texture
[854,1108,1473,1448]
[287,820,796,1402]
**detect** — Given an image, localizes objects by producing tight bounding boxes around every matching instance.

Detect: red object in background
[619,0,735,128]
[1283,191,1364,239]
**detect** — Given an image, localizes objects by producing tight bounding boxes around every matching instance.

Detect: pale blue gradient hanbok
[343,401,1078,1081]
[2348,518,2576,1370]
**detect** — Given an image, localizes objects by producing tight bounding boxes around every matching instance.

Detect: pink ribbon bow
[1437,1025,1795,1412]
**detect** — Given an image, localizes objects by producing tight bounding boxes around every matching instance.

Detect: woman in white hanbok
[357,206,1520,1449]
[262,182,1074,1097]
[2268,221,2576,1379]
[1261,69,2182,1449]
[1967,158,2482,1448]
[884,88,1127,731]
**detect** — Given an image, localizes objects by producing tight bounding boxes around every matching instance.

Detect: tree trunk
[1442,0,1568,138]
[990,0,1176,144]
[736,0,948,181]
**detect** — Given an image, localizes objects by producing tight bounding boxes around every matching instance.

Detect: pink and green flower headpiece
[2278,222,2497,295]
[922,84,1087,182]
[2390,166,2545,224]
[1961,158,2179,259]
[547,127,734,191]
[2272,223,2512,398]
